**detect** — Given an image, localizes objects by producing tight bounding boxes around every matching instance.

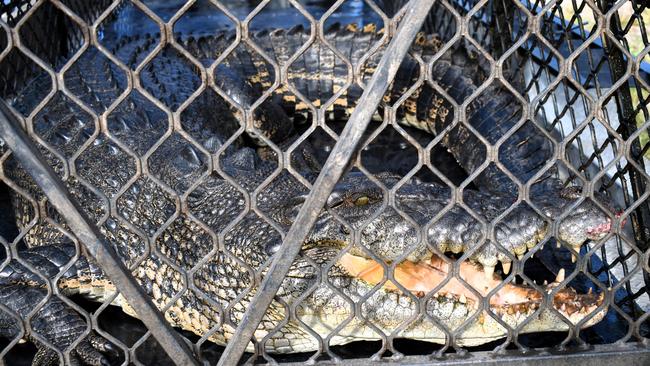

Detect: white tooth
[484,265,495,280]
[543,280,548,286]
[572,244,581,263]
[561,303,567,312]
[502,261,512,275]
[557,242,561,249]
[556,268,565,283]
[587,288,593,295]
[459,294,467,303]
[517,252,524,260]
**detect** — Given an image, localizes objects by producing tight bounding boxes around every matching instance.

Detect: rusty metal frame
[280,343,650,366]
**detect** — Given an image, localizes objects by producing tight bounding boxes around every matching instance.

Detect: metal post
[216,0,437,364]
[0,101,199,366]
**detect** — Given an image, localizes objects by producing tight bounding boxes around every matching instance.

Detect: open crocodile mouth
[337,252,605,319]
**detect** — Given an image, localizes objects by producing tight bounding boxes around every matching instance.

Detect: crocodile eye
[354,196,369,206]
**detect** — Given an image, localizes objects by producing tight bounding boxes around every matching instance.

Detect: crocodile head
[247,171,608,352]
[9,141,611,354]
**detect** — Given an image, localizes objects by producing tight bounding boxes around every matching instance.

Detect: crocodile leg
[0,244,116,366]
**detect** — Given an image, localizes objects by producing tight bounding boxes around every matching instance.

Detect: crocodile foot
[0,289,118,366]
[32,331,116,366]
[0,245,117,365]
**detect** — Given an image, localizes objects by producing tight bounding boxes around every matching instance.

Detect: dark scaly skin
[0,245,115,365]
[174,24,619,271]
[1,25,612,359]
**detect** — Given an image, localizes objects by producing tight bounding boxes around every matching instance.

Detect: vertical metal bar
[597,0,650,251]
[0,102,199,366]
[216,0,436,364]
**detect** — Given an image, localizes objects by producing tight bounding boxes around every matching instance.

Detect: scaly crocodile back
[173,24,557,198]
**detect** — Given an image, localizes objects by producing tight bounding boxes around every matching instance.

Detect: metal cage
[0,0,648,365]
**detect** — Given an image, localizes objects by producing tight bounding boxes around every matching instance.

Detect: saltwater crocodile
[172,23,619,272]
[0,24,617,365]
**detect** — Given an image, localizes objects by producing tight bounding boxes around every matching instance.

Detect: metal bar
[0,101,199,366]
[217,0,437,364]
[279,342,650,366]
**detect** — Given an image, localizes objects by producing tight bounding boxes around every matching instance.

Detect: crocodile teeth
[459,294,467,303]
[571,244,582,263]
[484,265,495,280]
[502,261,511,275]
[556,268,565,283]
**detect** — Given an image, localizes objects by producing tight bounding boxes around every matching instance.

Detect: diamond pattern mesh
[0,0,648,364]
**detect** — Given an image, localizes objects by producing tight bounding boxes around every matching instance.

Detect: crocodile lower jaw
[338,252,605,316]
[287,252,606,353]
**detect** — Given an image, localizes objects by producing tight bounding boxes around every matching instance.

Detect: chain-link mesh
[0,0,648,365]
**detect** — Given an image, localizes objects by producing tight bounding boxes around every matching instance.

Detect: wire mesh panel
[0,0,648,365]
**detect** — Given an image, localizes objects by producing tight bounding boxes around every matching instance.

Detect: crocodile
[171,23,620,272]
[0,24,617,365]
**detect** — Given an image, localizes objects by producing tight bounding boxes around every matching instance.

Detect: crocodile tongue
[338,253,603,313]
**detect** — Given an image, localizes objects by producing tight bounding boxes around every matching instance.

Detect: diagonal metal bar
[0,101,199,366]
[216,0,437,364]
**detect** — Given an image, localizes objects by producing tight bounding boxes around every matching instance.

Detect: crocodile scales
[0,24,617,365]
